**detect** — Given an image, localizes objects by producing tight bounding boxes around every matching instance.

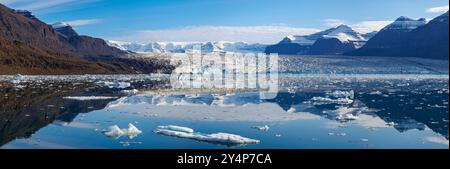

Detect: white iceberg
[154,125,260,146]
[63,96,118,101]
[121,89,139,95]
[310,96,354,105]
[103,123,142,139]
[251,125,270,131]
[157,125,194,133]
[326,90,354,99]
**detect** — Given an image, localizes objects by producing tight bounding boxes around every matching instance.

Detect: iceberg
[154,125,260,146]
[251,125,270,131]
[103,123,142,139]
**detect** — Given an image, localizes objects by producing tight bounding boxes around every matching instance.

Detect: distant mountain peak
[383,16,427,31]
[51,22,78,38]
[51,22,71,29]
[13,9,38,20]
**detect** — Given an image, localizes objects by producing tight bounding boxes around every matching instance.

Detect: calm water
[0,56,448,149]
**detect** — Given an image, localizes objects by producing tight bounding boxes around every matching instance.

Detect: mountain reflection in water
[0,75,448,148]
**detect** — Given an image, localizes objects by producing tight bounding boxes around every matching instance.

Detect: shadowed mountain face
[309,38,357,55]
[348,12,449,60]
[0,4,174,75]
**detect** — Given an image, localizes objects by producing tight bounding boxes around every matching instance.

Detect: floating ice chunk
[96,81,131,89]
[287,107,297,113]
[104,125,125,138]
[343,113,359,120]
[154,125,260,146]
[251,125,270,131]
[310,97,354,105]
[121,89,139,95]
[157,125,194,133]
[103,123,142,139]
[327,90,354,99]
[369,91,382,95]
[361,139,369,142]
[63,96,118,101]
[204,133,260,145]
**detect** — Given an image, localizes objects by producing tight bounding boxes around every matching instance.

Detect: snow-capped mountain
[279,25,368,45]
[381,16,427,31]
[265,25,372,55]
[348,12,448,60]
[107,40,268,54]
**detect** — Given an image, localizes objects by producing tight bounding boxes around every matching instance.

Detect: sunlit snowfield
[0,55,448,149]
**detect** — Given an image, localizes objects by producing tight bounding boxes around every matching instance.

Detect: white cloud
[323,19,345,27]
[1,0,99,11]
[111,26,320,44]
[350,20,393,33]
[65,19,100,27]
[426,5,449,13]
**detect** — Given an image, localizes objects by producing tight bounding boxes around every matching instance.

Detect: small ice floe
[121,89,139,95]
[369,91,382,95]
[386,122,395,127]
[103,123,142,139]
[310,97,353,105]
[120,141,143,147]
[157,125,194,133]
[154,125,260,146]
[326,90,354,99]
[275,134,282,137]
[336,133,347,137]
[361,139,369,142]
[251,125,270,131]
[96,81,131,89]
[63,96,118,101]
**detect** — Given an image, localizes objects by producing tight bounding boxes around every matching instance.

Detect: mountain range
[265,25,376,55]
[266,12,448,60]
[0,4,173,75]
[347,12,449,60]
[106,40,268,54]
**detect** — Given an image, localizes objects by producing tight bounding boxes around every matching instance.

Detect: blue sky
[1,0,448,43]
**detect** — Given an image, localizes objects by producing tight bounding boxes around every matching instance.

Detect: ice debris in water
[63,96,118,101]
[369,91,383,95]
[154,125,260,145]
[95,81,131,89]
[103,123,142,139]
[326,90,354,99]
[310,97,354,105]
[121,89,139,95]
[12,74,24,83]
[251,125,270,131]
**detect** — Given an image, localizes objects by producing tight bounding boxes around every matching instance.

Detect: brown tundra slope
[0,4,173,75]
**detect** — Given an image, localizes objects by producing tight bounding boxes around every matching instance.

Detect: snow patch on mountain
[278,25,368,46]
[381,16,427,31]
